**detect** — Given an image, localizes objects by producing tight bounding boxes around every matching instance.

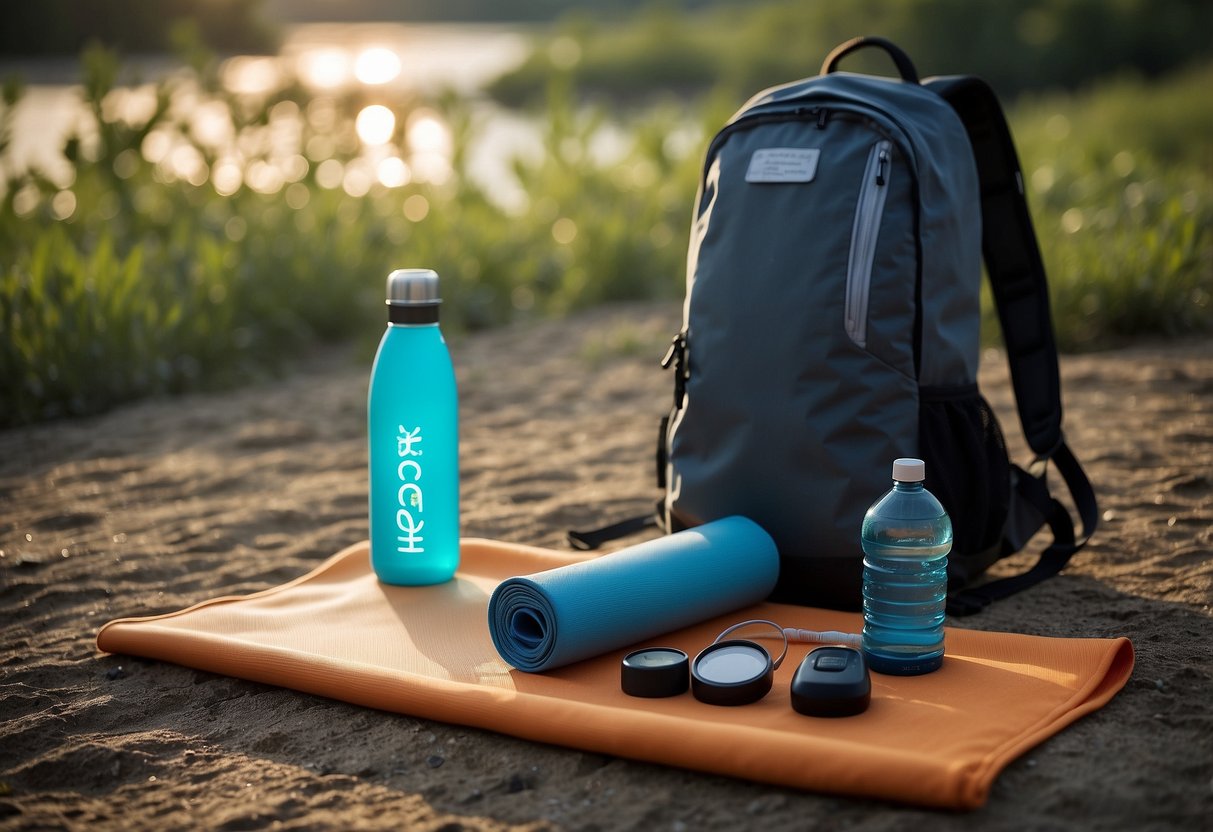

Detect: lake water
[1,23,561,208]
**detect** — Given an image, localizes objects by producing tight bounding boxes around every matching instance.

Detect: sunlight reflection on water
[279,22,528,96]
[3,23,535,206]
[354,47,403,86]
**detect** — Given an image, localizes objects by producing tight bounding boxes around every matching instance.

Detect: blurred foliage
[263,0,724,25]
[489,0,1213,105]
[1,23,1210,427]
[0,0,278,56]
[0,41,699,426]
[1009,64,1213,349]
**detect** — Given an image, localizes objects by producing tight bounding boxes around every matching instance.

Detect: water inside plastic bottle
[860,481,951,675]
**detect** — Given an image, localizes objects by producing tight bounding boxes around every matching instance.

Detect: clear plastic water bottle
[367,268,459,585]
[861,458,951,675]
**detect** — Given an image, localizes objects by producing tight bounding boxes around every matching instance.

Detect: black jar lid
[690,639,774,706]
[621,648,690,698]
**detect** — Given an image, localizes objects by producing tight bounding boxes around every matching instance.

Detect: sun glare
[404,110,453,184]
[376,156,411,188]
[406,111,451,155]
[354,47,402,85]
[211,158,242,196]
[355,105,396,146]
[223,56,283,95]
[299,49,351,90]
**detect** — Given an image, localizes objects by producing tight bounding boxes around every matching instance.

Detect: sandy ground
[1,301,1210,831]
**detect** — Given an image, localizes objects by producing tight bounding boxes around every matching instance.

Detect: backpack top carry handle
[822,36,921,83]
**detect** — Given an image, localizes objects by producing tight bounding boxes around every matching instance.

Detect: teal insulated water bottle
[861,458,952,675]
[368,268,459,585]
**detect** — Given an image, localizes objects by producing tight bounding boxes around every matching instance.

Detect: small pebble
[426,755,444,769]
[746,794,787,814]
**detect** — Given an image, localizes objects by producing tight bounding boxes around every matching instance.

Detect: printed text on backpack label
[745,147,820,183]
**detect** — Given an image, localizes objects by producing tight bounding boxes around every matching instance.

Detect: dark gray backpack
[573,38,1097,616]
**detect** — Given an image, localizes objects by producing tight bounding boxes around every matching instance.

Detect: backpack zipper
[702,97,914,182]
[845,140,892,349]
[702,107,831,177]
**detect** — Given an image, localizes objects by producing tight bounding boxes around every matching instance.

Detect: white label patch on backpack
[745,147,820,183]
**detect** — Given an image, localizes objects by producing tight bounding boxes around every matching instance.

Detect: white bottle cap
[892,458,925,482]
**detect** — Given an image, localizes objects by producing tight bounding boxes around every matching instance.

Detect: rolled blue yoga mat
[487,516,780,672]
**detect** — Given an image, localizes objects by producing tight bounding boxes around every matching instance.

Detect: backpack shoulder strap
[567,511,658,551]
[924,75,1099,614]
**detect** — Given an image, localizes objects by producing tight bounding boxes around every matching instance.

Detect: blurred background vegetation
[1,0,1211,426]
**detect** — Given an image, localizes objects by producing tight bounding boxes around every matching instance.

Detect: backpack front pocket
[845,140,892,349]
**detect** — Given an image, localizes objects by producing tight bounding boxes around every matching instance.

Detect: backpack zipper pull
[876,147,889,186]
[660,333,684,370]
[796,106,831,128]
[661,332,689,407]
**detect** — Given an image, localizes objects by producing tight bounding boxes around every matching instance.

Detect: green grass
[1009,64,1213,348]
[0,46,700,426]
[1,42,1210,428]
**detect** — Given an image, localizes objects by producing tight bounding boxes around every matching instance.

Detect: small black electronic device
[790,646,871,717]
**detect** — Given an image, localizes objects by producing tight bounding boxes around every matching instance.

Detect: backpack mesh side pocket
[919,384,1011,586]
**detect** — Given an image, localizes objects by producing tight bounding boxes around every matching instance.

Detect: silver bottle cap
[386,268,441,305]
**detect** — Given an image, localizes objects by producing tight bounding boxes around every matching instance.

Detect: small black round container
[690,640,774,706]
[621,648,690,698]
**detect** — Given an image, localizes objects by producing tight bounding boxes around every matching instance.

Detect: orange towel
[96,539,1133,809]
